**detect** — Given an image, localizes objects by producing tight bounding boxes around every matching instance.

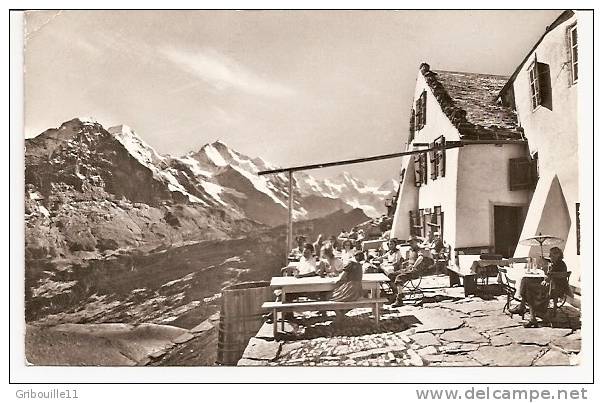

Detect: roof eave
[499,10,575,98]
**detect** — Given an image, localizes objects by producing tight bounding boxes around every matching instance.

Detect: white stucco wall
[455,144,532,248]
[515,174,572,258]
[390,156,418,241]
[391,72,461,249]
[510,13,580,284]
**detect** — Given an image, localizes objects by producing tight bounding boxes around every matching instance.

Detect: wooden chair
[497,267,525,319]
[547,271,571,322]
[477,254,502,288]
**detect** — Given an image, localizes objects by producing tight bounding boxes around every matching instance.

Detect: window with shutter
[528,62,540,110]
[569,24,578,84]
[409,109,415,142]
[428,136,446,180]
[414,91,427,131]
[437,136,446,178]
[421,153,428,184]
[509,157,536,190]
[419,208,426,238]
[414,99,422,132]
[426,206,444,239]
[413,154,423,187]
[528,61,552,110]
[429,144,437,180]
[409,210,423,236]
[420,91,427,127]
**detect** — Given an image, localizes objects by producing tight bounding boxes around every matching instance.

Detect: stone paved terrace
[238,274,581,367]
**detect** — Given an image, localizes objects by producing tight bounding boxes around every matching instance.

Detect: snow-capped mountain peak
[28,118,392,222]
[109,124,166,167]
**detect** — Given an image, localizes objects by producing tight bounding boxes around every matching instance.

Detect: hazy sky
[24,10,561,183]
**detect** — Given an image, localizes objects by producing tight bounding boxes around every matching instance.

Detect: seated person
[513,247,570,328]
[331,250,365,323]
[379,238,404,276]
[545,247,571,298]
[327,235,340,252]
[288,235,307,261]
[317,244,344,277]
[390,236,434,308]
[430,232,445,256]
[282,243,317,278]
[340,239,356,263]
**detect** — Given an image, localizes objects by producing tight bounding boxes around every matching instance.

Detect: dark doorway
[494,206,525,258]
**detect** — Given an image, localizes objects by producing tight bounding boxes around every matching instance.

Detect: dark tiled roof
[419,63,523,139]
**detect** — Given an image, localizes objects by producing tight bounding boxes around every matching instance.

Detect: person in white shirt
[380,238,404,276]
[294,243,318,278]
[340,239,355,263]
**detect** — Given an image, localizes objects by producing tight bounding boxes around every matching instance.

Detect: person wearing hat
[389,236,434,308]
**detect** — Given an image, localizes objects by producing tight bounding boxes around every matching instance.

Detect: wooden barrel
[216,281,272,365]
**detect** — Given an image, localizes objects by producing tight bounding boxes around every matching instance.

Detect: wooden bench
[262,298,389,336]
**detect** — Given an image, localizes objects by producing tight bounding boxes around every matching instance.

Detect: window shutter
[429,143,437,180]
[421,153,428,184]
[436,136,446,178]
[509,157,535,190]
[421,91,427,127]
[537,62,552,110]
[414,91,427,131]
[440,210,444,237]
[409,109,415,142]
[415,98,422,131]
[413,154,423,187]
[418,208,425,238]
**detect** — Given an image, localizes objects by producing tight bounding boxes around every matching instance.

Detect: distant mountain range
[24,118,396,259]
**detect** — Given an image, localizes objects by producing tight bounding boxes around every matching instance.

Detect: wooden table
[270,273,390,323]
[271,273,389,298]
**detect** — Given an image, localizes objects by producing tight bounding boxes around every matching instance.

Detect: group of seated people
[284,230,448,308]
[364,236,438,307]
[285,229,571,327]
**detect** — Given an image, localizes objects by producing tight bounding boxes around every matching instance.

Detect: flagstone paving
[238,274,581,367]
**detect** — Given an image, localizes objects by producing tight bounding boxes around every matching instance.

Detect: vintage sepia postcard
[12,8,594,386]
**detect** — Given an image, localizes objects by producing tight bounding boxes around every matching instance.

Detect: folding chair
[546,271,571,325]
[497,267,525,319]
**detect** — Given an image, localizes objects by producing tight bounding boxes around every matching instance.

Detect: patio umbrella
[519,233,564,258]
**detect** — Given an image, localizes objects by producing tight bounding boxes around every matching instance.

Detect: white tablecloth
[504,266,546,298]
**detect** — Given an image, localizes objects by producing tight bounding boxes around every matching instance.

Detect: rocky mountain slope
[24,118,395,259]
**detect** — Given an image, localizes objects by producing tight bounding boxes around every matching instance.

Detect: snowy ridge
[109,125,206,205]
[203,143,229,167]
[176,155,213,178]
[230,164,287,208]
[103,121,392,219]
